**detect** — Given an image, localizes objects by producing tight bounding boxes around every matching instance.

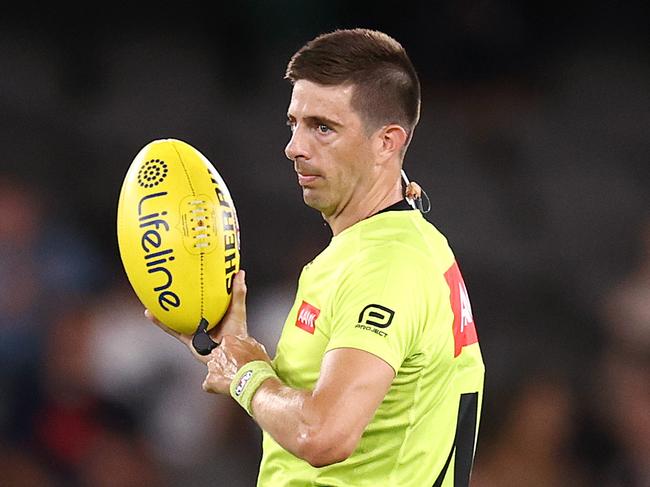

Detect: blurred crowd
[1,2,648,486]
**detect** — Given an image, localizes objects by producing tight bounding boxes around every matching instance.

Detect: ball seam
[171,140,205,324]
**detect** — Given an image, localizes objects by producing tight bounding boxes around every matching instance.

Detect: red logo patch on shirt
[444,261,478,357]
[295,301,320,334]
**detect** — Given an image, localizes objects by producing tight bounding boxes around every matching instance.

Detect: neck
[325,178,403,236]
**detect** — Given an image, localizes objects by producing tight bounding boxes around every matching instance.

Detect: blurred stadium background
[1,2,648,486]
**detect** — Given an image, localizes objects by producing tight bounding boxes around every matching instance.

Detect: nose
[285,125,309,162]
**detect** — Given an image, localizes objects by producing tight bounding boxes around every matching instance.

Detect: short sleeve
[324,250,421,374]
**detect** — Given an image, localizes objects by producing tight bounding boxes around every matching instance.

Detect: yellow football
[117,138,240,336]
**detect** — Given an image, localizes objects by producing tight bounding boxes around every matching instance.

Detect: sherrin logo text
[138,192,181,311]
[207,168,238,294]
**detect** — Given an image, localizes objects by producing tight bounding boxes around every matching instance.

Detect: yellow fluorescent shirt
[257,205,485,487]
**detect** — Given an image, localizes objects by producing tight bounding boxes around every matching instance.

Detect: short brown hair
[286,28,421,143]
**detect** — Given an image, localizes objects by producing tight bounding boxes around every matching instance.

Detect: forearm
[250,377,316,460]
[249,377,352,467]
[213,346,389,467]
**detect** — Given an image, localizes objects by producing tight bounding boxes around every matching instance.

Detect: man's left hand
[144,270,249,365]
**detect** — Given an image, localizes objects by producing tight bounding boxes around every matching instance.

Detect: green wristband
[230,360,277,416]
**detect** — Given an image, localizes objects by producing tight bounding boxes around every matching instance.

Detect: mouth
[296,169,322,187]
[297,173,320,186]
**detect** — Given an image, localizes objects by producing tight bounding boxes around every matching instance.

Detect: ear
[376,124,408,162]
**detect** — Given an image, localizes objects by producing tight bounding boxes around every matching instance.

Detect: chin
[302,189,330,213]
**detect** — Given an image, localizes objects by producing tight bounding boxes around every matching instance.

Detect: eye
[317,124,331,134]
[286,119,296,132]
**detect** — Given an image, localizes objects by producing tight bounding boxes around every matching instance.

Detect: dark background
[1,1,648,486]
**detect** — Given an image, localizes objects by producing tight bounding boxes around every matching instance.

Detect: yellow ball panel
[117,138,240,335]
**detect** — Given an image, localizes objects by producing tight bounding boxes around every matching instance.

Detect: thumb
[221,269,248,335]
[231,269,247,316]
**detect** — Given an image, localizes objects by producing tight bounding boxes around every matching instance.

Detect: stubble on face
[286,81,376,218]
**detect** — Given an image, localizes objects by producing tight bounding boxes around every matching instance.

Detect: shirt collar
[375,199,414,215]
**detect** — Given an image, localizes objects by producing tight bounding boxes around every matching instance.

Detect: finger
[208,346,229,371]
[144,309,192,347]
[230,269,248,317]
[145,309,178,337]
[144,308,162,326]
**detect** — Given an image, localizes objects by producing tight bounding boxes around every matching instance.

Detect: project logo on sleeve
[355,304,395,338]
[358,304,395,328]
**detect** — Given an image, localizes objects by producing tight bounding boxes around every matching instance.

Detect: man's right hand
[144,269,249,365]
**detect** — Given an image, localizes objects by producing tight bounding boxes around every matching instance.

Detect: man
[147,28,485,486]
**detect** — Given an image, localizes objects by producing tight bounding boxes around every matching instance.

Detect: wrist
[230,360,277,416]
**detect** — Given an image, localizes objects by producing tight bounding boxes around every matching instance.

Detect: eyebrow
[287,114,344,129]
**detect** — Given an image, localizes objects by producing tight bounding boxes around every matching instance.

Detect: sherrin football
[117,138,240,335]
